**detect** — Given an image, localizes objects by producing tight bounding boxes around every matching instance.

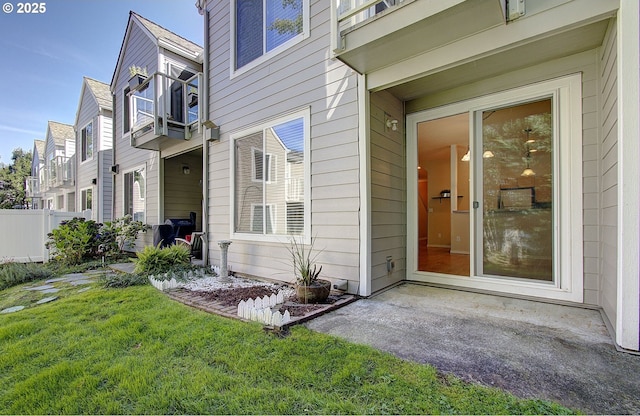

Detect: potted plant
[287,235,331,304]
[187,86,198,108]
[128,66,148,91]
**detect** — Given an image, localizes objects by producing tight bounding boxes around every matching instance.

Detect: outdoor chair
[175,232,204,260]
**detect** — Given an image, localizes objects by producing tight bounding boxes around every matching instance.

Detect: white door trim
[406,74,584,303]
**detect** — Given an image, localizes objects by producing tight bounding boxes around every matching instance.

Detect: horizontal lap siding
[205,0,361,287]
[599,21,617,327]
[76,84,99,219]
[113,22,159,247]
[370,90,405,293]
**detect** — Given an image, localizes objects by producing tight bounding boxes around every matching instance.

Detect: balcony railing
[285,177,304,202]
[26,176,40,198]
[331,0,402,54]
[49,155,75,189]
[129,71,202,150]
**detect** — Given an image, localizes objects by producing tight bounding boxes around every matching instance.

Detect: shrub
[45,218,102,265]
[101,215,150,254]
[45,216,149,266]
[0,262,53,291]
[100,272,149,288]
[133,244,191,276]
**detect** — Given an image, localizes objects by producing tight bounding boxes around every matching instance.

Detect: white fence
[0,209,91,263]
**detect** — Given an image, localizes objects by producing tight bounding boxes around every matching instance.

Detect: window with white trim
[81,122,93,162]
[124,166,145,223]
[81,188,92,211]
[233,111,308,239]
[234,0,305,70]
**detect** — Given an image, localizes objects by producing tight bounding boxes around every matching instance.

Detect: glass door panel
[479,98,553,281]
[417,113,470,276]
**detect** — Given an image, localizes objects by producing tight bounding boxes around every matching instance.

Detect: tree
[0,148,32,209]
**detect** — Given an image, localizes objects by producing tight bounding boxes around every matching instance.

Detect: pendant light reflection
[521,128,535,176]
[461,148,493,162]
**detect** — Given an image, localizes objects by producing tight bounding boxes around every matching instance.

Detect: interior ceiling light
[461,148,470,162]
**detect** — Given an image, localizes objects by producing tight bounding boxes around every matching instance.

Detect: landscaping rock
[1,306,25,314]
[36,296,58,305]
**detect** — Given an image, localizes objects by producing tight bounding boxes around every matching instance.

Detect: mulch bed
[169,282,357,323]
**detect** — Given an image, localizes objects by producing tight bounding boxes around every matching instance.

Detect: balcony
[49,155,75,189]
[285,177,304,202]
[331,0,507,74]
[129,71,202,152]
[25,176,40,198]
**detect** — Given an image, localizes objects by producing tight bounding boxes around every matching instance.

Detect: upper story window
[81,122,93,162]
[122,86,131,135]
[234,0,306,70]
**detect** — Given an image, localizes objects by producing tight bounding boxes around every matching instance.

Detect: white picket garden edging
[237,290,291,327]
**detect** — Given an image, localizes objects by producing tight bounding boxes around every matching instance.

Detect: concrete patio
[305,283,640,415]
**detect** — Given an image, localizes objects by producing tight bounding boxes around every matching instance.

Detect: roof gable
[75,77,111,126]
[110,11,203,91]
[47,121,74,146]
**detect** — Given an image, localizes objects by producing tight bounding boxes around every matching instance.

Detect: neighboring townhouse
[26,139,45,209]
[194,0,640,352]
[74,77,114,222]
[42,121,76,211]
[110,12,204,248]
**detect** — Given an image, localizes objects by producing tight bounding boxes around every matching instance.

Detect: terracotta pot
[296,279,331,304]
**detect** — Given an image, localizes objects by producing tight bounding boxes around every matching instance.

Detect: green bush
[133,244,191,276]
[100,272,149,288]
[0,262,53,291]
[45,218,103,265]
[45,216,149,266]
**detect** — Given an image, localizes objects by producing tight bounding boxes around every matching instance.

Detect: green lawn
[0,280,574,415]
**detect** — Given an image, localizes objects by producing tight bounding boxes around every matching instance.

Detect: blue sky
[0,0,204,165]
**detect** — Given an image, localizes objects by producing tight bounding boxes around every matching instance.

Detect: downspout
[111,92,117,221]
[200,2,211,268]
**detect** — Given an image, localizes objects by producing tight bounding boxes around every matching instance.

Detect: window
[253,148,275,182]
[124,166,146,223]
[81,122,93,162]
[233,110,309,240]
[122,86,130,134]
[81,188,92,211]
[234,0,305,70]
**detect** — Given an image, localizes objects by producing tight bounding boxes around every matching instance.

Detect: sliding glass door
[407,74,583,302]
[478,99,554,282]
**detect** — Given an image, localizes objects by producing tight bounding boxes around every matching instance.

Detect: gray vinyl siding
[112,21,160,247]
[205,0,361,287]
[98,149,113,222]
[76,84,100,219]
[100,113,113,151]
[370,90,406,293]
[599,20,618,328]
[76,81,114,222]
[407,48,601,303]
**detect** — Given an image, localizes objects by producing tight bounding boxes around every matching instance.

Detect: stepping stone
[61,273,91,282]
[69,279,94,286]
[77,287,91,293]
[40,288,60,294]
[25,285,55,291]
[1,306,25,314]
[36,296,58,305]
[45,277,66,283]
